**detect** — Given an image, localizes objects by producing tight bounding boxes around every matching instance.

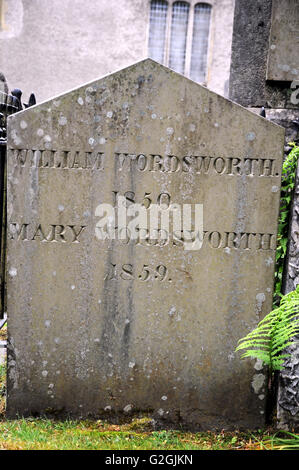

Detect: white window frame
[147,0,214,84]
[0,0,4,31]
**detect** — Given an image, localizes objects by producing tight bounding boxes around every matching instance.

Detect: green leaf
[235,286,299,373]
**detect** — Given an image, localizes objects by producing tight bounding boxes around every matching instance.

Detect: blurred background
[0,0,234,102]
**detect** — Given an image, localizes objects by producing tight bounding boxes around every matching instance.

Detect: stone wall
[0,0,234,102]
[229,0,299,431]
[277,159,299,430]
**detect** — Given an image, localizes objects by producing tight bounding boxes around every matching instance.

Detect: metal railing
[0,76,36,320]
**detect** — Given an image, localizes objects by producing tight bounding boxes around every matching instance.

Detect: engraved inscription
[115,152,278,177]
[104,263,171,282]
[118,229,277,251]
[9,148,280,177]
[9,149,104,170]
[9,223,87,243]
[8,222,276,252]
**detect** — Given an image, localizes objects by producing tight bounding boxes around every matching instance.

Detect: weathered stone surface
[6,59,284,429]
[277,159,299,430]
[229,0,272,107]
[277,341,299,430]
[229,0,298,109]
[228,0,299,431]
[249,109,299,146]
[283,161,299,295]
[267,0,299,82]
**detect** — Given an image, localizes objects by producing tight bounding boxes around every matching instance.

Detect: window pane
[190,3,212,83]
[169,2,190,74]
[148,0,168,63]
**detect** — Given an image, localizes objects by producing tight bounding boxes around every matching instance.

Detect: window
[169,2,190,75]
[148,1,168,63]
[190,3,212,83]
[148,1,212,83]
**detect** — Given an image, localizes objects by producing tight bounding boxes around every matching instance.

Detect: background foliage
[236,144,299,375]
[274,143,299,304]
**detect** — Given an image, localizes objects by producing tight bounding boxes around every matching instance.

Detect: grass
[0,334,298,450]
[0,362,264,450]
[259,431,299,450]
[0,417,274,451]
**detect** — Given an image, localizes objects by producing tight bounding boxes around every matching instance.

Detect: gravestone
[6,59,284,429]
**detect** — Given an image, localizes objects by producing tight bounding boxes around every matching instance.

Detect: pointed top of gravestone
[8,58,284,162]
[9,58,283,131]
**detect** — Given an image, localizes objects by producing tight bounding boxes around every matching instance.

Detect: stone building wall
[0,0,234,102]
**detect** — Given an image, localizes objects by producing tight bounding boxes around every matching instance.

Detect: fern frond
[235,286,299,373]
[240,350,272,366]
[236,340,270,352]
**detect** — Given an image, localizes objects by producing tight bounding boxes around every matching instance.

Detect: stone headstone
[267,0,299,82]
[6,59,284,429]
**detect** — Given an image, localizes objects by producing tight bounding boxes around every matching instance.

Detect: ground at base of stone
[0,373,297,449]
[0,413,296,450]
[0,357,298,450]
